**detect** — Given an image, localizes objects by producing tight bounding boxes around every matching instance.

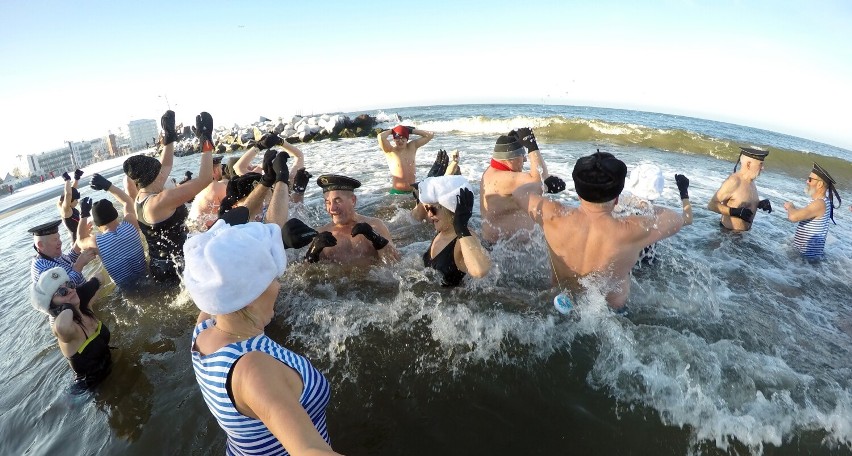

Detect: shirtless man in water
[513,151,689,311]
[707,147,772,231]
[480,128,565,243]
[304,174,400,266]
[378,125,434,194]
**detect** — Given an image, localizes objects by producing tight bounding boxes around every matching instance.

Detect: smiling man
[378,124,435,194]
[305,174,400,265]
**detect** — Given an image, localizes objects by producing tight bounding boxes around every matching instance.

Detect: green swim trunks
[389,188,413,195]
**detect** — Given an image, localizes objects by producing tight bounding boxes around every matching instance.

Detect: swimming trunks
[423,237,465,287]
[389,188,413,195]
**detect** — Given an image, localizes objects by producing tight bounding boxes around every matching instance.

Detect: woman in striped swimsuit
[784,162,842,260]
[185,153,340,455]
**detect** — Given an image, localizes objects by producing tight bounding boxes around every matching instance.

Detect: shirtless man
[305,174,400,265]
[480,128,565,243]
[513,151,689,311]
[378,125,434,194]
[188,155,227,230]
[707,147,772,231]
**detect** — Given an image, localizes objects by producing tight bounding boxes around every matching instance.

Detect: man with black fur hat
[306,174,399,265]
[480,128,566,243]
[513,150,687,311]
[708,147,773,231]
[76,173,147,288]
[29,220,96,286]
[783,162,842,259]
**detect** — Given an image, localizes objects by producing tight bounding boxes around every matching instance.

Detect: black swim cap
[123,155,161,188]
[92,199,118,226]
[572,150,627,203]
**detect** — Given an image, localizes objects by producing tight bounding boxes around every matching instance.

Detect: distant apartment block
[128,119,158,151]
[28,145,76,178]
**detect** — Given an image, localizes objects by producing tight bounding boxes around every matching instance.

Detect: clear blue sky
[1,0,850,175]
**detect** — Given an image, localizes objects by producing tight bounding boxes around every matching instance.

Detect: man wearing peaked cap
[378,124,435,194]
[512,150,687,312]
[708,146,772,231]
[783,162,843,259]
[480,128,566,244]
[28,220,96,286]
[306,174,399,264]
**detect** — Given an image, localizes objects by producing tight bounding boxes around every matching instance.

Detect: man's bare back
[189,180,227,229]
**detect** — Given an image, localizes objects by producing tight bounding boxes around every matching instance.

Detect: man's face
[36,233,62,258]
[212,165,223,181]
[744,156,765,178]
[324,190,357,224]
[392,134,407,148]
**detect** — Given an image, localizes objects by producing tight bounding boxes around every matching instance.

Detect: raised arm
[378,129,394,152]
[410,128,434,149]
[151,113,215,212]
[628,206,684,247]
[234,147,260,177]
[455,235,491,278]
[264,151,291,228]
[513,181,562,225]
[76,197,98,251]
[110,185,139,229]
[60,178,74,217]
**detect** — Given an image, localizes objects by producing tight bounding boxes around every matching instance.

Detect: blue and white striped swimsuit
[191,319,331,455]
[95,220,146,287]
[793,197,830,259]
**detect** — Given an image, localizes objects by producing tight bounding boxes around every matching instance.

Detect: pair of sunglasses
[53,281,77,297]
[424,204,440,216]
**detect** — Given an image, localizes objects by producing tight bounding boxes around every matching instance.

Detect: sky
[1,0,851,176]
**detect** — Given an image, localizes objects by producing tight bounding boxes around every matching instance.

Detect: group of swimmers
[26,109,843,454]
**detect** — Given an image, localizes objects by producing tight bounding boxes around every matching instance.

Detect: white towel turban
[625,163,664,201]
[417,175,471,213]
[183,219,287,315]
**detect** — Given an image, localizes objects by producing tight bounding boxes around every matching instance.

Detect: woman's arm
[234,147,260,177]
[454,234,491,277]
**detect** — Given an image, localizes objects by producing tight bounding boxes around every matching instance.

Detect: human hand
[427,149,449,177]
[62,172,71,182]
[305,231,338,262]
[544,175,566,194]
[161,110,178,145]
[256,132,284,150]
[675,174,690,199]
[757,199,772,213]
[351,222,389,250]
[74,169,84,180]
[784,201,793,211]
[272,152,289,184]
[405,126,415,135]
[80,197,93,218]
[90,173,112,191]
[75,248,97,269]
[453,188,474,237]
[260,149,278,187]
[195,112,214,151]
[515,127,539,152]
[729,207,754,222]
[293,169,312,194]
[281,218,318,249]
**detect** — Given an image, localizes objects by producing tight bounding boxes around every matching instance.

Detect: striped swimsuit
[793,197,830,259]
[191,319,331,455]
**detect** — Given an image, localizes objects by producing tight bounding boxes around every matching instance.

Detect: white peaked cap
[417,176,471,213]
[183,219,287,315]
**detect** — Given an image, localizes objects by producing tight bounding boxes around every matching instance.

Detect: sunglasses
[807,177,821,183]
[53,281,77,297]
[424,204,439,216]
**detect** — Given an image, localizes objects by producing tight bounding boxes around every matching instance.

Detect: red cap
[392,125,410,139]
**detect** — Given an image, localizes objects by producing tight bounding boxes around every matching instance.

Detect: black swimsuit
[423,237,465,287]
[136,195,189,281]
[63,207,80,243]
[68,320,112,389]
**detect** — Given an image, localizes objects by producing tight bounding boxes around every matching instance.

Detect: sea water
[1,104,850,455]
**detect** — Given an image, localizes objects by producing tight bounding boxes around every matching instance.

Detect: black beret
[572,150,627,203]
[28,220,62,236]
[316,174,361,193]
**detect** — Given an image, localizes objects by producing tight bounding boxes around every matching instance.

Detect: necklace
[213,324,260,340]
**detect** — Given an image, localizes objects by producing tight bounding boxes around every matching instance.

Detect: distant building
[106,134,119,157]
[28,145,76,178]
[128,119,158,151]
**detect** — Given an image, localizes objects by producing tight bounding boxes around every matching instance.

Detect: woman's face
[249,280,281,328]
[50,282,80,313]
[425,204,453,233]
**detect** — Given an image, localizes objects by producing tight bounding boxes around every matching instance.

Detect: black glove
[281,218,318,249]
[62,171,71,182]
[675,174,690,199]
[757,199,772,213]
[185,171,193,178]
[405,126,415,135]
[351,222,389,250]
[293,169,312,194]
[74,169,84,180]
[90,173,112,191]
[729,207,754,223]
[195,112,214,151]
[80,197,93,218]
[515,127,539,152]
[427,149,449,177]
[305,231,337,262]
[161,110,178,145]
[544,175,566,194]
[260,149,278,187]
[256,132,284,150]
[453,188,474,238]
[272,152,289,184]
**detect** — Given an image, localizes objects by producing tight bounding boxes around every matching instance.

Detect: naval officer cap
[316,174,362,193]
[739,147,769,161]
[28,220,62,236]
